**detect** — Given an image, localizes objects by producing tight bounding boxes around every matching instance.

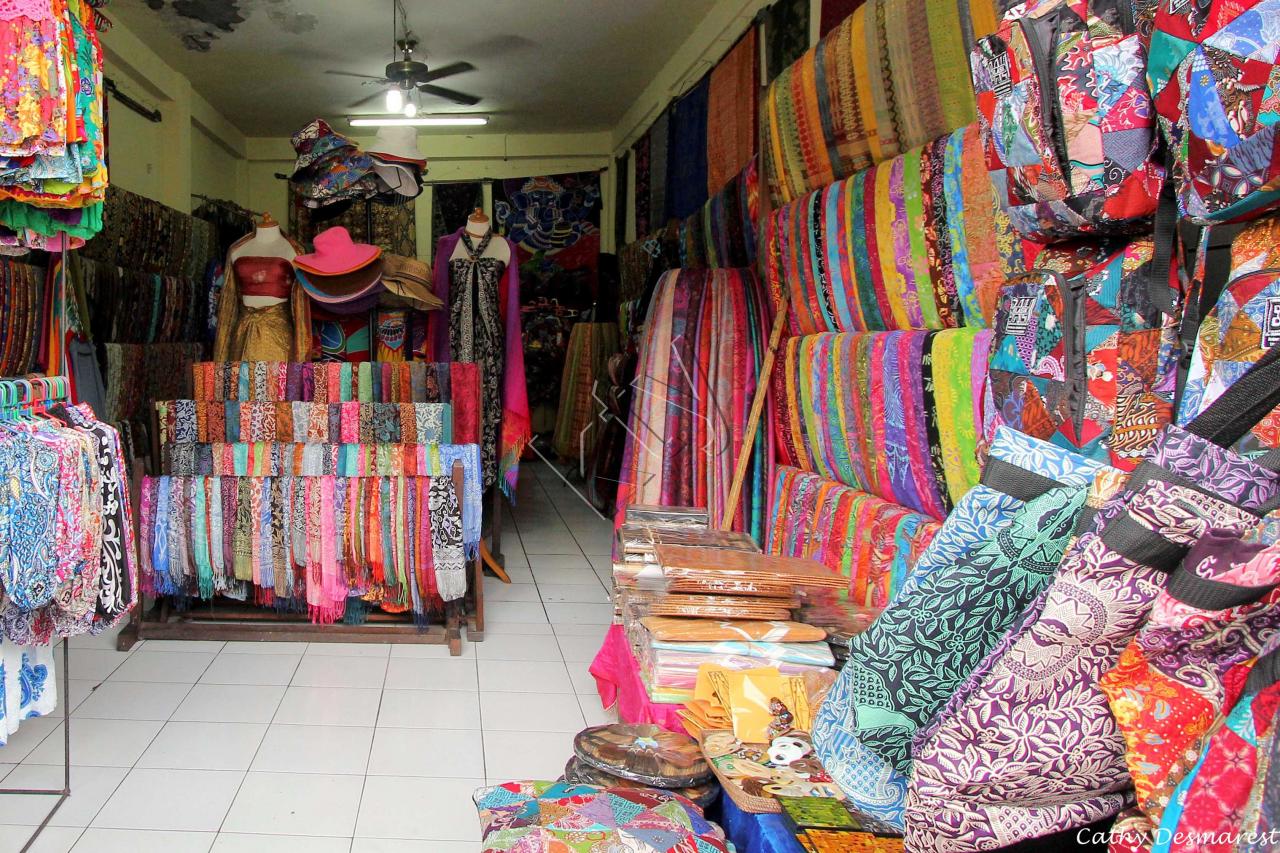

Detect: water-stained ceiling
[108,0,720,137]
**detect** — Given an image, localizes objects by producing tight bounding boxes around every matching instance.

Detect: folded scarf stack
[774,329,992,520]
[768,125,1025,333]
[614,269,774,543]
[762,0,998,204]
[158,400,455,446]
[190,360,479,405]
[766,465,941,608]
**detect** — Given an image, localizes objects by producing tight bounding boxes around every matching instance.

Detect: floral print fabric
[0,641,55,746]
[811,429,1107,828]
[1101,535,1280,847]
[906,417,1280,851]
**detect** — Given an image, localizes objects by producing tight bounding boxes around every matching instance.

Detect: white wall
[101,18,248,212]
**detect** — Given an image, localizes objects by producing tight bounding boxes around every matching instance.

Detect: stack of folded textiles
[622,546,846,704]
[635,616,835,705]
[607,504,844,706]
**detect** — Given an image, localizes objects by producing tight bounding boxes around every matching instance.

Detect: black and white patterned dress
[448,231,506,489]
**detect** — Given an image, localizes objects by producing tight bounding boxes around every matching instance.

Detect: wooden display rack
[118,460,486,656]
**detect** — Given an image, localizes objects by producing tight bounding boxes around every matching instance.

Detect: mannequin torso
[230,221,297,308]
[451,213,511,264]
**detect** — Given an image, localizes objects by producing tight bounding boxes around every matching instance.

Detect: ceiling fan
[325,1,480,114]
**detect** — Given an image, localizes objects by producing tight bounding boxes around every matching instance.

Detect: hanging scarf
[429,476,466,601]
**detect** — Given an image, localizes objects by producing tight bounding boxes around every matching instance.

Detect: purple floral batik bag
[904,346,1280,853]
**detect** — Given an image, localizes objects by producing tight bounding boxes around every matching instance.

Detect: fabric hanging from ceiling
[820,0,866,36]
[289,193,417,258]
[431,182,484,250]
[706,28,759,196]
[615,153,630,249]
[613,268,774,543]
[764,0,811,82]
[666,76,711,222]
[632,134,652,238]
[649,109,671,228]
[493,171,603,301]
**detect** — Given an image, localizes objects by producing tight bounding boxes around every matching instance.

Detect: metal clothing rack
[0,377,75,852]
[0,640,71,853]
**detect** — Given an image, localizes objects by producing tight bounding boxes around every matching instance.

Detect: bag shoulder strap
[980,457,1067,503]
[1147,185,1179,319]
[1186,341,1280,450]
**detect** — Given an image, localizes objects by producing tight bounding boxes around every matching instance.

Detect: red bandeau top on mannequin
[233,256,295,300]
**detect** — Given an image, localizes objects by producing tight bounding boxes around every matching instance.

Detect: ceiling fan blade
[417,61,476,84]
[417,84,481,106]
[325,70,386,81]
[348,90,387,109]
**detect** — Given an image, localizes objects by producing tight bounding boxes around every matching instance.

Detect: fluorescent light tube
[349,116,489,127]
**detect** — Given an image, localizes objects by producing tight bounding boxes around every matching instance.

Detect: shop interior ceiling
[112,0,719,136]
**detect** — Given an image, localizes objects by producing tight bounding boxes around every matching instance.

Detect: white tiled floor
[0,461,617,852]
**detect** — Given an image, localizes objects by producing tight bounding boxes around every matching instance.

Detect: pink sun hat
[293,226,381,276]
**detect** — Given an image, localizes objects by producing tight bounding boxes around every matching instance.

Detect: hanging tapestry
[633,134,652,238]
[615,153,630,249]
[493,171,603,429]
[288,190,417,258]
[765,0,811,82]
[666,76,711,222]
[650,110,672,228]
[706,28,759,196]
[493,170,603,302]
[431,182,484,249]
[820,0,865,35]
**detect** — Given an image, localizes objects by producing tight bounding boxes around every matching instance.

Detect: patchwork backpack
[1147,0,1280,224]
[1177,214,1280,454]
[971,0,1165,242]
[986,237,1182,470]
[1158,637,1280,853]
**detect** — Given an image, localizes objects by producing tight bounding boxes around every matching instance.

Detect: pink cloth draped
[589,625,686,733]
